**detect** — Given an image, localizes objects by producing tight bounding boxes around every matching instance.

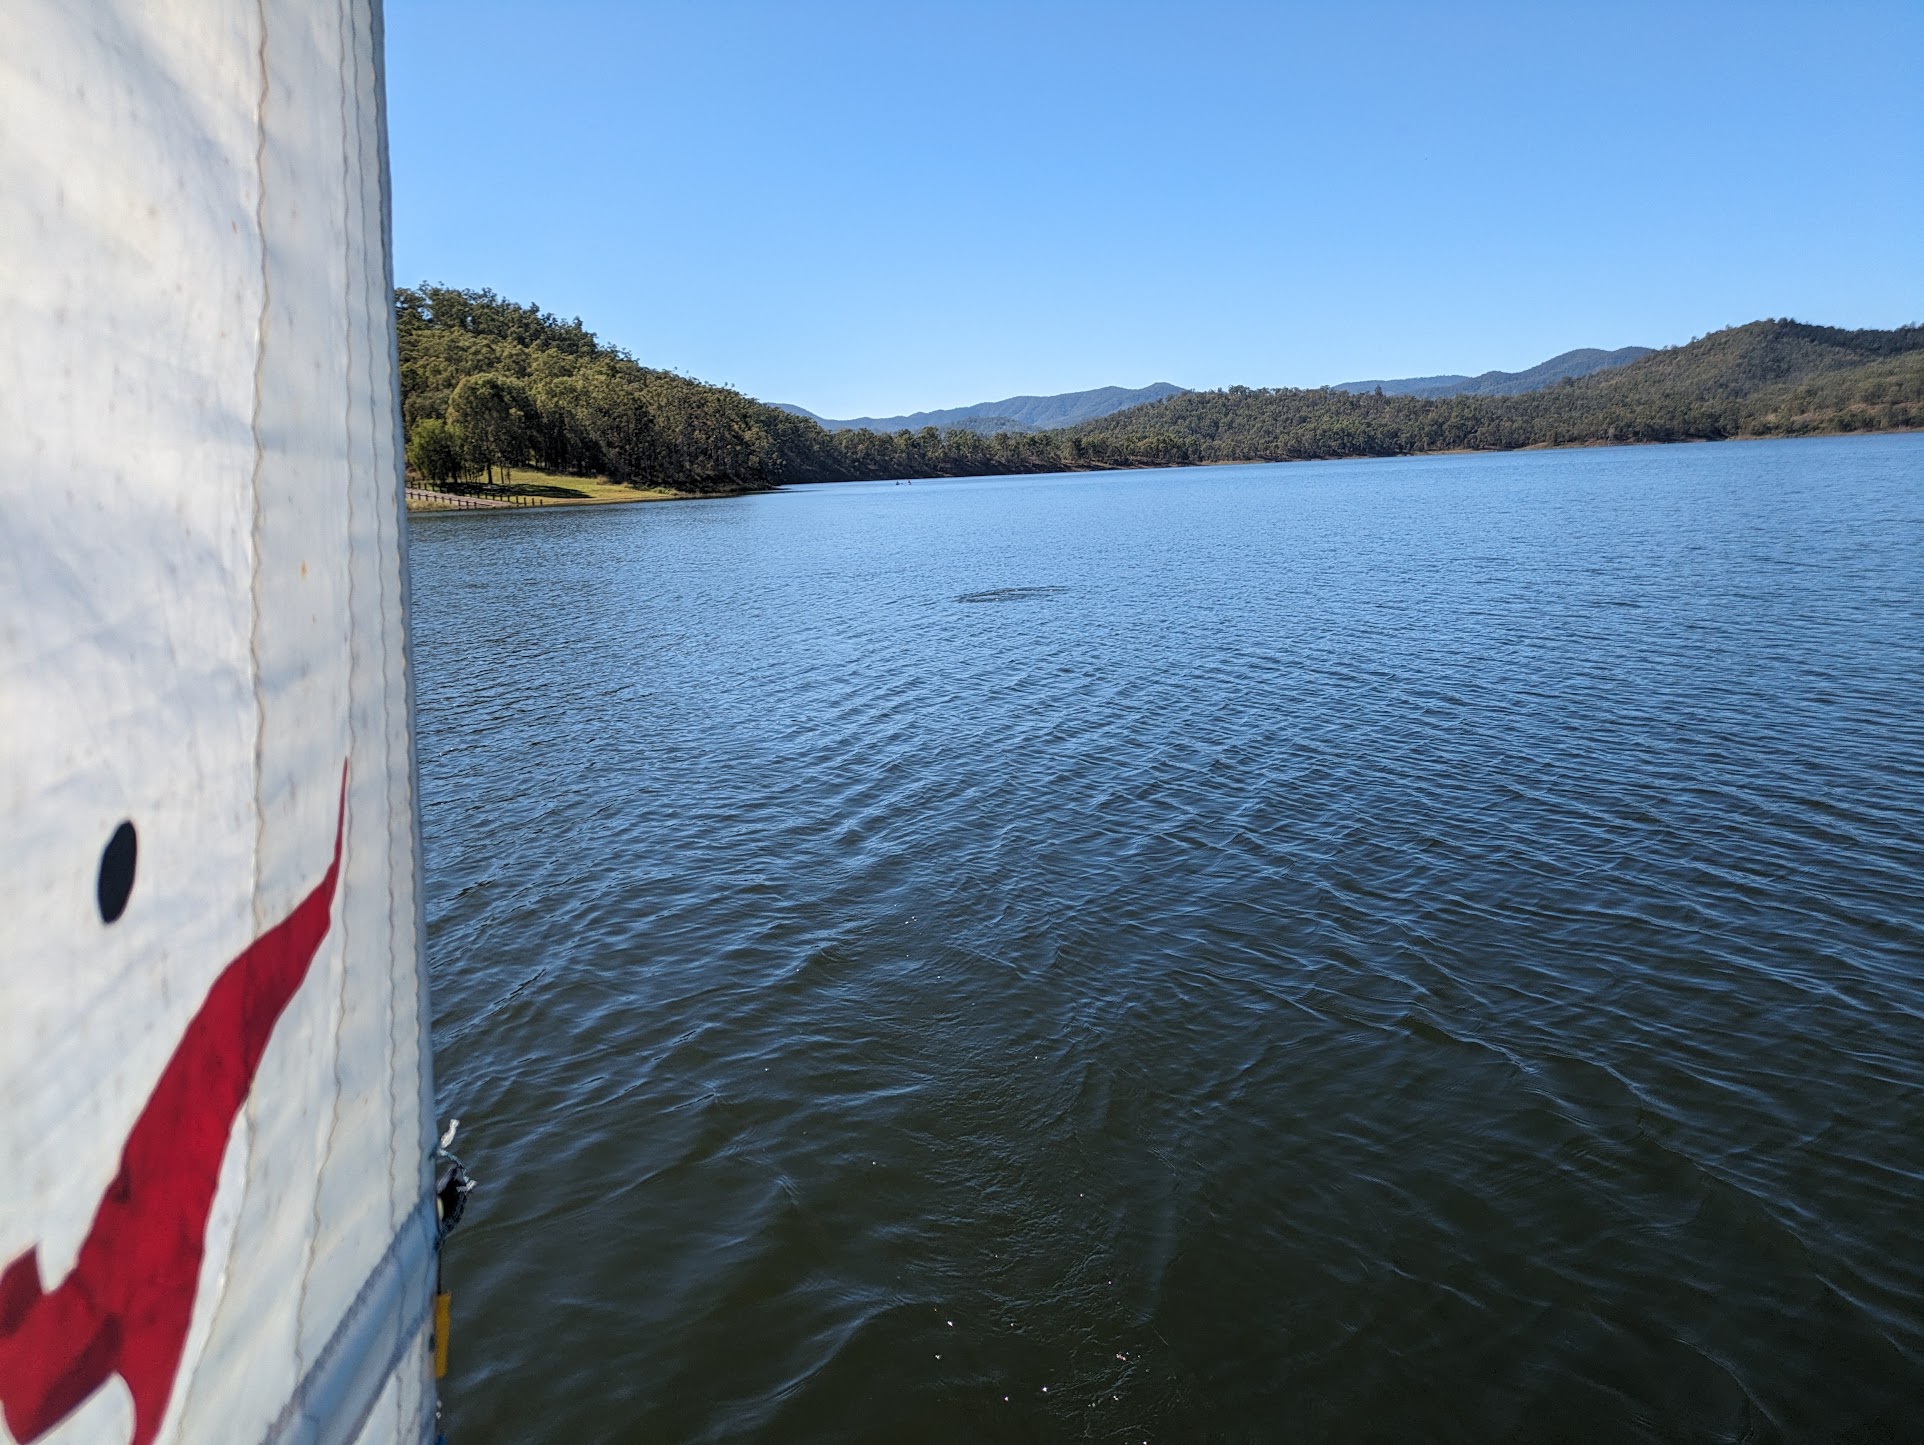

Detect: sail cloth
[1,3,437,1443]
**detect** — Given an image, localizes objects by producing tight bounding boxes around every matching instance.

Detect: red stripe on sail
[0,769,348,1445]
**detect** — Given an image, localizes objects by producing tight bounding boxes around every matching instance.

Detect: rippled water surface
[413,437,1924,1443]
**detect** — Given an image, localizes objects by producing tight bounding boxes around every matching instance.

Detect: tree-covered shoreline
[1071,320,1923,467]
[398,286,1095,493]
[397,287,1923,496]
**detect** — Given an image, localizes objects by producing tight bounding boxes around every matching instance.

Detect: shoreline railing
[404,485,551,511]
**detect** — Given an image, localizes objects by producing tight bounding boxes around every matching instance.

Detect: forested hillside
[1068,320,1924,466]
[395,286,1075,491]
[397,292,1921,495]
[397,286,830,492]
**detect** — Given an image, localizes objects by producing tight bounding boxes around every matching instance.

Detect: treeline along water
[413,435,1924,1442]
[397,289,1922,493]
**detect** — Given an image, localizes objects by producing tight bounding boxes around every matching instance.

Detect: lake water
[411,435,1924,1443]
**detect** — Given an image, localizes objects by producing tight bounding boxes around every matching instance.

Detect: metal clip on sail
[434,1119,478,1243]
[430,1122,475,1388]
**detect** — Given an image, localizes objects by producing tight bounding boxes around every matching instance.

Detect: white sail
[1,3,438,1443]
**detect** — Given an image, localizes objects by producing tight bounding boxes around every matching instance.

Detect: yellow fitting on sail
[434,1293,453,1379]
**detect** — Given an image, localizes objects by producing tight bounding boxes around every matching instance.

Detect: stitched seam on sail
[292,0,363,1393]
[183,7,277,1429]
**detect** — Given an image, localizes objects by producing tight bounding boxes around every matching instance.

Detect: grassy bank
[404,466,708,512]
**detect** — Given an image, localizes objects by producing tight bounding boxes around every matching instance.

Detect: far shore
[409,426,1922,514]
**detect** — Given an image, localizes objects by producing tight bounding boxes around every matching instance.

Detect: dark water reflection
[413,436,1924,1443]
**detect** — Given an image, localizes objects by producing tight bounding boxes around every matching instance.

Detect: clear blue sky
[387,1,1923,418]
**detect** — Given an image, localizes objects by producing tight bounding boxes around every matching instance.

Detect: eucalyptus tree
[447,372,537,486]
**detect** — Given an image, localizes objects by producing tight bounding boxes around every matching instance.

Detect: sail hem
[258,1196,436,1445]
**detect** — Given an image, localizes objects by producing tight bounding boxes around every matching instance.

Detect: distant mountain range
[773,382,1186,435]
[1333,346,1654,399]
[778,350,1654,436]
